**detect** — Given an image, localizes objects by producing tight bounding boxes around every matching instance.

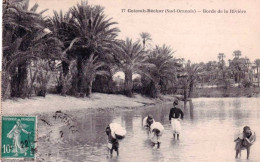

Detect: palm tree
[48,10,78,95]
[146,45,180,97]
[83,54,110,96]
[255,59,260,87]
[229,57,248,86]
[139,32,152,49]
[67,1,119,96]
[112,38,150,96]
[2,0,62,98]
[177,63,202,101]
[186,64,203,98]
[218,53,225,65]
[233,50,242,59]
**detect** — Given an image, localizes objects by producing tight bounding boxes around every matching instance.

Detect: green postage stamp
[1,116,37,159]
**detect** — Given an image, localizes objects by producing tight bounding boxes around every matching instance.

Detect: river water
[40,97,260,162]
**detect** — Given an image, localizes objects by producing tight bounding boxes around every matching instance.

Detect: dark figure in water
[234,126,256,159]
[143,114,155,133]
[106,126,119,156]
[169,99,184,140]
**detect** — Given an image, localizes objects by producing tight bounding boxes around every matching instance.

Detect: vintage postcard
[1,0,260,161]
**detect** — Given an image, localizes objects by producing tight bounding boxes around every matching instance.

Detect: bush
[26,60,52,97]
[241,79,252,88]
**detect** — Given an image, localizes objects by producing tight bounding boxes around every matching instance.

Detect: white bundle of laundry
[109,123,127,140]
[150,122,164,135]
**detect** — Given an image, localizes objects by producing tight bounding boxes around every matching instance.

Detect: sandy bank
[2,93,173,115]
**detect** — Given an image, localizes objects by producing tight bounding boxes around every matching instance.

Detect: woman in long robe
[7,119,30,156]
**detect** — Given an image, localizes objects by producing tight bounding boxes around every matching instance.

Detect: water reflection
[39,98,260,161]
[182,101,195,125]
[122,111,134,131]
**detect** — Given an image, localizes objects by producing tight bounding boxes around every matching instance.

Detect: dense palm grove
[2,0,260,100]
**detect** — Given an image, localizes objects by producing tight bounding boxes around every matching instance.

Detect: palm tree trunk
[209,73,211,86]
[124,69,133,97]
[86,81,93,96]
[153,81,160,98]
[188,80,194,98]
[238,72,241,87]
[18,64,27,98]
[61,61,69,95]
[62,61,69,76]
[183,86,187,102]
[183,80,188,102]
[10,63,28,98]
[256,66,259,87]
[77,59,85,97]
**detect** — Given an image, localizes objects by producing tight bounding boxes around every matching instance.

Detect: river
[39,97,260,162]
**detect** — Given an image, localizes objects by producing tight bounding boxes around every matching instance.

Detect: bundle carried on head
[150,122,164,135]
[109,123,127,140]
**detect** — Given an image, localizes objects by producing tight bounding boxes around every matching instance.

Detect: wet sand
[2,93,173,115]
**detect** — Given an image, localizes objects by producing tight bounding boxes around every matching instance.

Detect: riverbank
[2,88,260,115]
[1,93,175,115]
[193,87,260,98]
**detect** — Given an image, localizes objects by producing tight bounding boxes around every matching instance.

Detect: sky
[2,0,260,69]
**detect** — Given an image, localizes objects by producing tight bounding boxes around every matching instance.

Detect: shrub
[241,79,252,88]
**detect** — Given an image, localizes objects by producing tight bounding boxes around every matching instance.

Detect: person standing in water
[150,122,164,149]
[169,99,184,140]
[234,126,256,159]
[106,126,119,156]
[105,123,127,157]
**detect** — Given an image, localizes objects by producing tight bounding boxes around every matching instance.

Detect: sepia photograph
[1,0,260,161]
